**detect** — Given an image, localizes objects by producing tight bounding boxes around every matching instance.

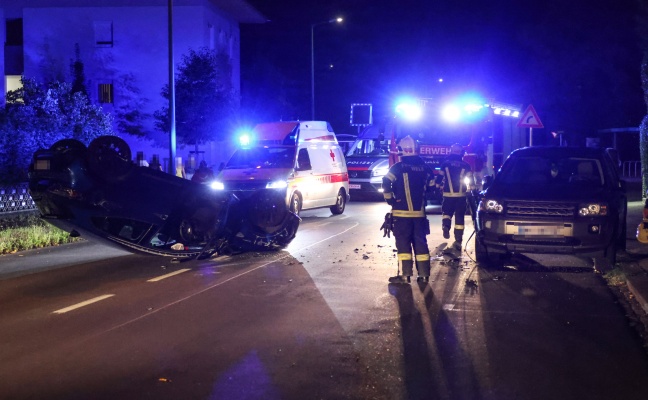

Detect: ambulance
[212,121,350,216]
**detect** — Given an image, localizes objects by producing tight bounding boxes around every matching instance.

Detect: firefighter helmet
[399,136,418,155]
[638,220,648,244]
[450,143,463,155]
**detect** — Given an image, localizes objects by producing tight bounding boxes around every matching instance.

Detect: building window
[5,75,22,94]
[94,21,113,47]
[98,83,113,104]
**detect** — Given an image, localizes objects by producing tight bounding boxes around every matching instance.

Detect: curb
[625,260,648,315]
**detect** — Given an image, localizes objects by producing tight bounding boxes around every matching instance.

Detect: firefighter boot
[389,275,411,284]
[453,229,464,251]
[416,259,431,283]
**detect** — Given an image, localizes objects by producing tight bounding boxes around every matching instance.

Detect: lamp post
[311,17,343,120]
[168,0,176,175]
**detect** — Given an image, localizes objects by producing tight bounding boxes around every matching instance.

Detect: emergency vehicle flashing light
[395,102,422,121]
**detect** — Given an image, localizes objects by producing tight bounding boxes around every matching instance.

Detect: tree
[0,77,114,184]
[114,73,150,138]
[70,43,88,97]
[154,47,239,152]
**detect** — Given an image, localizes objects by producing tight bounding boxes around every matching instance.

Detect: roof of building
[4,0,267,24]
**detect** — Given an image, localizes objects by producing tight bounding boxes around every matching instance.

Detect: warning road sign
[517,104,544,128]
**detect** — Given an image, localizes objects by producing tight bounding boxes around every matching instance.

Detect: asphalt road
[1,201,648,399]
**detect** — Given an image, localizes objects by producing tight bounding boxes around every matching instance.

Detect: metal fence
[0,183,37,214]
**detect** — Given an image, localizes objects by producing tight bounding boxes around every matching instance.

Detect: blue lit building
[1,0,265,169]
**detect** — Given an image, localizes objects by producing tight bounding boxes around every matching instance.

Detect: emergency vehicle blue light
[395,102,422,121]
[441,105,461,122]
[239,134,251,147]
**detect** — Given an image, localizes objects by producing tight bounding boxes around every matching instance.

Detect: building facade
[1,0,265,171]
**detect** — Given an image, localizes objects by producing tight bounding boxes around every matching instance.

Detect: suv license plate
[517,225,565,236]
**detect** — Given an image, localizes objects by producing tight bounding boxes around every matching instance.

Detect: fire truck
[345,97,526,202]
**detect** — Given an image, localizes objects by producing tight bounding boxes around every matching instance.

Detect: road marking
[52,294,115,314]
[147,268,191,282]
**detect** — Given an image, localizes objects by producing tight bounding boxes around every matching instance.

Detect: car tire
[330,188,346,215]
[50,138,87,153]
[290,192,302,215]
[87,136,133,181]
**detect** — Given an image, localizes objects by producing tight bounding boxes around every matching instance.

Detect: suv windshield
[497,156,605,188]
[225,147,296,169]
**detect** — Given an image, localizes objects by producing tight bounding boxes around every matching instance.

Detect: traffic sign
[517,104,544,128]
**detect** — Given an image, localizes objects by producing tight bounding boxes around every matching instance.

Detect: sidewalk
[622,200,648,315]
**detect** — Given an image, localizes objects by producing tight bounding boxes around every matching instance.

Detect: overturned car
[28,136,300,259]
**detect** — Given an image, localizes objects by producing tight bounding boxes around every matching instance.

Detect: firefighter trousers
[441,195,467,242]
[393,216,431,277]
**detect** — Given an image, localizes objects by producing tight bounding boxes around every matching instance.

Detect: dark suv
[475,146,627,267]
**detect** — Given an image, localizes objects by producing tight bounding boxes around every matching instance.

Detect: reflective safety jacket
[382,156,434,218]
[435,154,473,197]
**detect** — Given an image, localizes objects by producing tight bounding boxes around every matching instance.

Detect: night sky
[240,0,644,142]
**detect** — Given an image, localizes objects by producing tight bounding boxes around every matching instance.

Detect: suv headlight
[266,180,288,189]
[479,199,504,213]
[372,166,389,177]
[578,203,607,216]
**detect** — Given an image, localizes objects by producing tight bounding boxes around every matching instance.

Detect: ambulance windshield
[225,147,296,169]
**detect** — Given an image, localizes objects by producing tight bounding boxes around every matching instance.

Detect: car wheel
[330,188,346,215]
[50,138,86,153]
[87,136,133,181]
[290,192,302,215]
[247,191,290,233]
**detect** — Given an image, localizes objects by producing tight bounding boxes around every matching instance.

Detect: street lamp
[311,17,343,120]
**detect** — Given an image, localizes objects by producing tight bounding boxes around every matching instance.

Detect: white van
[212,121,350,215]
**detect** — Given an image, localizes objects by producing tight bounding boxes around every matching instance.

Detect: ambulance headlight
[266,180,288,189]
[372,166,389,177]
[209,181,225,190]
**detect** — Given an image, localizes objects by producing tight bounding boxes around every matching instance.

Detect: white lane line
[52,294,115,314]
[98,223,360,335]
[147,268,191,282]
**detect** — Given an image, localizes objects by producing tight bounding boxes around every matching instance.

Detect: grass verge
[0,212,81,255]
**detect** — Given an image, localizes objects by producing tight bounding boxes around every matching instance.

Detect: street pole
[310,24,315,120]
[168,0,176,175]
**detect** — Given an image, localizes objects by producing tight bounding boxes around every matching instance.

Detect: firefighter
[436,143,475,251]
[382,136,435,283]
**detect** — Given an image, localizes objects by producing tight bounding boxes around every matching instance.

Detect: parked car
[475,146,627,267]
[28,136,300,259]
